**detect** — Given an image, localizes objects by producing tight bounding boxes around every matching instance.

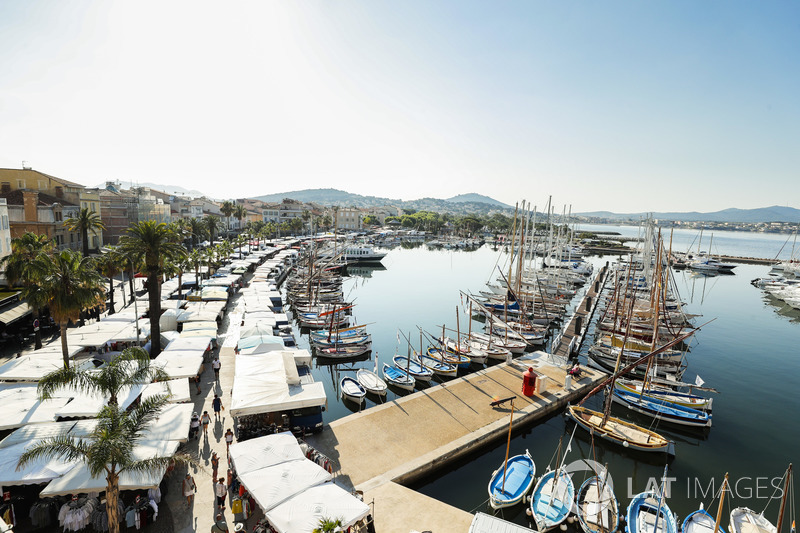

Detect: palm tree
[1,232,53,349]
[234,204,247,233]
[96,251,122,316]
[64,207,106,257]
[38,347,171,406]
[188,217,207,250]
[18,395,192,533]
[188,248,205,289]
[220,200,235,234]
[30,249,106,367]
[118,221,188,357]
[313,517,343,533]
[205,215,221,245]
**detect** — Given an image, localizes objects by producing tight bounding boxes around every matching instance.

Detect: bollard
[585,296,592,311]
[574,316,583,334]
[594,281,599,292]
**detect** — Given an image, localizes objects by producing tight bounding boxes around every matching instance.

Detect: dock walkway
[552,266,609,359]
[305,352,607,533]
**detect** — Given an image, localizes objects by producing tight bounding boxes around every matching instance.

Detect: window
[17,179,25,189]
[38,180,46,189]
[55,211,62,222]
[91,202,96,212]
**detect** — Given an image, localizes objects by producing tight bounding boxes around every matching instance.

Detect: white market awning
[39,440,179,497]
[265,483,370,533]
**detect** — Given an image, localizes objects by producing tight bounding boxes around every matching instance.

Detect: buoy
[623,440,629,448]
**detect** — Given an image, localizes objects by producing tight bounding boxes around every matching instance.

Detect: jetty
[551,266,609,359]
[306,353,606,532]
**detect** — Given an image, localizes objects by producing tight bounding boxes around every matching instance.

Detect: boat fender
[622,440,629,447]
[525,509,532,517]
[560,524,568,531]
[567,516,575,524]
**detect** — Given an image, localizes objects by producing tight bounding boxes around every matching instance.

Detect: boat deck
[305,352,607,533]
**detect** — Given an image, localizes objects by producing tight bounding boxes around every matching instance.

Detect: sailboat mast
[507,203,519,283]
[776,464,793,533]
[500,400,516,492]
[713,474,729,533]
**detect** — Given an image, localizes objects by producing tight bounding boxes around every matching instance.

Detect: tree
[188,217,207,250]
[205,215,221,245]
[313,517,343,533]
[220,201,235,233]
[38,347,170,406]
[234,204,247,232]
[118,221,188,357]
[96,251,122,316]
[188,248,205,289]
[0,232,53,349]
[29,250,106,367]
[18,395,192,533]
[64,207,106,257]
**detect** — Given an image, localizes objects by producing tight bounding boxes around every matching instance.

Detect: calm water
[577,223,800,261]
[289,238,800,529]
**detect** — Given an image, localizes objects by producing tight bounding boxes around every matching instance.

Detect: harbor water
[289,230,799,529]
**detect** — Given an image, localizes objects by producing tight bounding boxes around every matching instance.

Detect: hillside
[576,205,800,224]
[252,189,512,215]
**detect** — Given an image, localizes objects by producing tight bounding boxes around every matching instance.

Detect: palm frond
[17,436,90,470]
[37,367,99,401]
[122,451,195,477]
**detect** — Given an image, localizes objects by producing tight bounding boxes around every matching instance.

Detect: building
[0,199,11,264]
[335,207,362,231]
[0,167,101,252]
[100,187,138,245]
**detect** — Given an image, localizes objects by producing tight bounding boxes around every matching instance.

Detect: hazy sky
[1,1,797,212]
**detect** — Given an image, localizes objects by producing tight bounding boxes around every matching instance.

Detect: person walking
[190,412,201,440]
[182,473,196,506]
[211,451,220,481]
[212,395,224,420]
[201,411,211,436]
[194,373,202,395]
[212,357,221,381]
[210,513,229,532]
[225,428,235,456]
[215,478,227,511]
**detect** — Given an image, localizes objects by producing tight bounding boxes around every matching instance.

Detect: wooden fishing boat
[576,470,620,533]
[530,468,575,531]
[683,507,727,533]
[615,379,713,411]
[611,388,712,428]
[469,332,525,354]
[566,405,676,455]
[626,490,677,533]
[340,376,366,403]
[425,347,470,369]
[487,452,535,509]
[381,363,415,391]
[440,336,487,364]
[416,353,457,378]
[356,368,387,396]
[729,509,776,533]
[392,355,434,382]
[311,334,372,349]
[316,343,371,360]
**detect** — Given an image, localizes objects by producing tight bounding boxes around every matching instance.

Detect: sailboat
[487,397,536,509]
[576,464,619,533]
[730,464,793,533]
[529,428,577,531]
[381,363,415,391]
[684,474,729,533]
[626,466,678,533]
[357,359,387,396]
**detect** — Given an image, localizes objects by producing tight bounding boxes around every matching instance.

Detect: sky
[0,0,798,213]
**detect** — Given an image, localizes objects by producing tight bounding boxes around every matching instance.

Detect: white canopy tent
[141,379,191,403]
[0,350,84,382]
[265,483,370,533]
[230,353,326,417]
[39,440,179,497]
[0,421,96,487]
[0,384,76,430]
[138,404,194,443]
[164,336,212,353]
[228,432,305,474]
[152,350,204,379]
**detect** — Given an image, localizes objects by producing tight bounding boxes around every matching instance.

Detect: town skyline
[1,1,798,212]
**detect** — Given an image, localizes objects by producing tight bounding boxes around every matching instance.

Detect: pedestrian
[225,428,234,456]
[194,373,202,395]
[201,411,212,436]
[213,394,224,420]
[210,513,229,533]
[190,412,200,439]
[215,478,227,510]
[182,473,196,506]
[211,451,219,481]
[212,357,221,381]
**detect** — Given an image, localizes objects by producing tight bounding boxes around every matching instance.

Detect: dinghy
[340,376,366,403]
[576,468,619,533]
[356,368,387,396]
[381,363,415,391]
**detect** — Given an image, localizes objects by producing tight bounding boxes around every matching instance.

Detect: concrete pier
[305,352,606,533]
[552,267,609,359]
